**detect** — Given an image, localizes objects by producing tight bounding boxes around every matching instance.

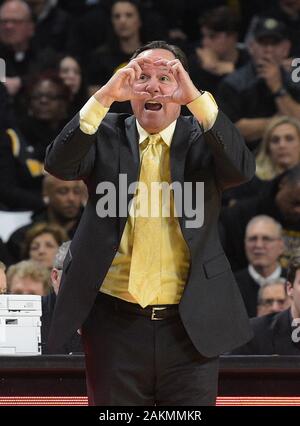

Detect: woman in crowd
[22,222,68,270]
[256,116,300,180]
[7,259,51,296]
[58,55,88,116]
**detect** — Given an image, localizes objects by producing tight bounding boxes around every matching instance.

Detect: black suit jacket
[230,309,300,355]
[44,110,255,357]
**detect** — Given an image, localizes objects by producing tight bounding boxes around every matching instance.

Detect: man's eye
[160,76,170,81]
[139,74,147,80]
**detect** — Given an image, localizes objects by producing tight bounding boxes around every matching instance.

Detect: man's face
[245,220,284,269]
[0,1,33,48]
[275,180,300,224]
[287,269,300,317]
[130,49,181,134]
[257,284,289,316]
[249,38,290,66]
[201,27,236,56]
[45,179,84,220]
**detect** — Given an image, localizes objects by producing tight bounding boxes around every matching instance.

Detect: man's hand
[256,56,283,93]
[149,58,201,105]
[94,57,152,107]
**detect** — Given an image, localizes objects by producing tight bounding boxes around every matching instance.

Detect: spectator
[7,259,51,295]
[234,215,285,317]
[231,251,300,354]
[220,165,300,271]
[0,0,58,97]
[188,6,249,94]
[218,17,300,149]
[17,72,70,155]
[0,261,7,294]
[22,222,68,269]
[58,55,88,116]
[6,175,85,261]
[41,240,83,354]
[256,116,300,180]
[257,278,290,316]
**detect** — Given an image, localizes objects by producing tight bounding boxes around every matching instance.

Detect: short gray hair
[245,215,282,238]
[53,241,71,270]
[258,278,287,304]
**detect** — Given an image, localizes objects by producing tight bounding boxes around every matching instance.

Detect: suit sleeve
[203,110,256,190]
[44,113,97,181]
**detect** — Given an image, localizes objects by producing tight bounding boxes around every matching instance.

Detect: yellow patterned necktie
[128,134,165,307]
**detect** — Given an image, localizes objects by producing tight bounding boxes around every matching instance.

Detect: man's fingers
[152,94,173,103]
[132,90,150,99]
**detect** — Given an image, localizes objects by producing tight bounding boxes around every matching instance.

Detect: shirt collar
[248,264,282,286]
[135,119,177,147]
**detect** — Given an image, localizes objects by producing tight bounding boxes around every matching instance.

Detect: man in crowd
[232,252,300,355]
[234,215,285,317]
[218,17,300,149]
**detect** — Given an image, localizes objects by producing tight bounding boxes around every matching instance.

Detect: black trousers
[81,293,219,406]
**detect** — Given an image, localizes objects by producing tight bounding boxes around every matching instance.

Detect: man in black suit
[235,215,286,317]
[231,252,300,355]
[45,40,255,406]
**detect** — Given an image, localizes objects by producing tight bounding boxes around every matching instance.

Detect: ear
[286,281,293,297]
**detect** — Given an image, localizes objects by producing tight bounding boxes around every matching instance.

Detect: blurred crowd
[0,0,300,355]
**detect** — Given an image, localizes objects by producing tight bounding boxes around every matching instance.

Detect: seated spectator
[218,17,300,149]
[234,215,285,317]
[41,241,83,354]
[26,0,72,53]
[256,116,300,180]
[0,0,58,97]
[7,259,51,295]
[231,251,300,354]
[0,261,7,294]
[257,278,290,316]
[220,165,300,271]
[17,72,71,148]
[58,55,88,116]
[0,127,45,211]
[22,222,68,270]
[6,175,85,261]
[188,6,250,94]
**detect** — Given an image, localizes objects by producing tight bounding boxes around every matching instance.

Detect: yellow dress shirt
[79,92,218,305]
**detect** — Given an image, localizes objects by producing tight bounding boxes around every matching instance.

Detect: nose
[145,77,160,95]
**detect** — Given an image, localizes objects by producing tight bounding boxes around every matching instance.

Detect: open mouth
[144,101,162,111]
